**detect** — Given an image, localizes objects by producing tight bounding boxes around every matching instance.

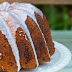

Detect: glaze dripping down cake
[0,2,55,72]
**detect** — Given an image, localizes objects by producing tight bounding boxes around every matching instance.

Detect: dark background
[35,5,72,30]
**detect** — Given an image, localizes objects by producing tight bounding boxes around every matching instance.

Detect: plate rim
[21,41,71,72]
[41,41,71,72]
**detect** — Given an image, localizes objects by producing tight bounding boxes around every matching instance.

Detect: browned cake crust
[25,16,50,63]
[35,12,55,56]
[0,31,17,72]
[16,27,37,69]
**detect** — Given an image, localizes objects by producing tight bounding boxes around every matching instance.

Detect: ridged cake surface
[0,2,55,72]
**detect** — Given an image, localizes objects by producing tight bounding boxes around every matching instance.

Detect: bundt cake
[0,2,55,72]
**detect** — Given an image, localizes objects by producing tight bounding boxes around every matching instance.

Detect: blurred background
[35,5,72,72]
[0,0,72,72]
[35,5,72,30]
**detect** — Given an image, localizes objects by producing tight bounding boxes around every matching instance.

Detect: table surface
[0,0,72,4]
[51,30,72,72]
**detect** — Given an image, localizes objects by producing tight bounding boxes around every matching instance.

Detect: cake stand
[20,41,71,72]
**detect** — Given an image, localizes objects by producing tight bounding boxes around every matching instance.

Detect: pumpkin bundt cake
[0,2,55,72]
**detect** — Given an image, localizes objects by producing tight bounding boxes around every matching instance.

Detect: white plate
[20,41,71,72]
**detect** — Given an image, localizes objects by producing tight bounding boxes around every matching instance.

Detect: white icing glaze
[20,3,43,18]
[0,16,21,71]
[0,53,2,56]
[8,4,50,57]
[0,2,51,71]
[19,34,21,36]
[8,2,43,18]
[8,9,50,57]
[8,3,50,57]
[9,11,39,67]
[0,4,1,10]
[13,5,50,57]
[5,3,10,11]
[19,31,23,33]
[24,35,28,40]
[0,2,10,11]
[0,11,20,41]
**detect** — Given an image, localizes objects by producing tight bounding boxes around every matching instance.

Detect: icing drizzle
[9,11,39,67]
[0,16,21,71]
[0,2,51,71]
